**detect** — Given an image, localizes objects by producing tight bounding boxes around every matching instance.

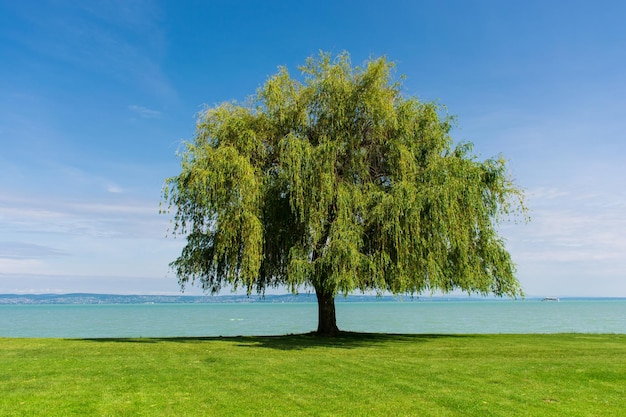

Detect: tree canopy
[162,52,526,335]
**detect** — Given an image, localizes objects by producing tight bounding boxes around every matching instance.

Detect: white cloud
[0,190,186,287]
[511,206,626,263]
[0,242,67,260]
[12,160,137,196]
[128,105,162,119]
[7,0,177,102]
[0,193,166,239]
[502,184,626,296]
[0,272,201,295]
[527,187,569,201]
[106,183,124,193]
[0,259,45,274]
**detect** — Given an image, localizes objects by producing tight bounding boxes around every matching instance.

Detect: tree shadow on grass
[80,332,473,350]
[234,332,473,350]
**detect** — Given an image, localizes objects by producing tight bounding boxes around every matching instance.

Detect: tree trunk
[315,288,339,336]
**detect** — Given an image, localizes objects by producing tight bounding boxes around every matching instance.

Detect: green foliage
[163,51,526,300]
[1,335,625,416]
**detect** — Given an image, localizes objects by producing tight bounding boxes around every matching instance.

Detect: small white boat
[542,297,560,302]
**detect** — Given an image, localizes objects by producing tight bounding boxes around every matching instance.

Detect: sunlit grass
[1,333,624,416]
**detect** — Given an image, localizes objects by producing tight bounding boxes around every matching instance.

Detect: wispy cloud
[0,272,199,295]
[527,187,569,201]
[0,242,67,260]
[107,184,124,193]
[0,191,184,283]
[128,105,162,119]
[498,183,626,296]
[41,162,129,194]
[505,186,626,265]
[0,193,166,239]
[6,1,177,102]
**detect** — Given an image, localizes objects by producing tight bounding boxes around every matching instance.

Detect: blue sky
[1,0,625,296]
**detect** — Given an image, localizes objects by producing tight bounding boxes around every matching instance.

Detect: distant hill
[0,293,412,305]
[2,293,588,305]
[0,293,299,305]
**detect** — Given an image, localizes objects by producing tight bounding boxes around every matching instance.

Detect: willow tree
[162,52,525,336]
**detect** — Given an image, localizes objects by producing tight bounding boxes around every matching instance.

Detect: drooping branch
[163,51,527,335]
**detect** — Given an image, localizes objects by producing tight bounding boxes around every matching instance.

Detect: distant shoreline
[0,293,623,305]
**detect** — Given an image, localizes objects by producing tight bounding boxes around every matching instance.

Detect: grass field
[1,333,624,416]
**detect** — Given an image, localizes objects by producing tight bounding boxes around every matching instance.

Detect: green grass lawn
[1,333,624,416]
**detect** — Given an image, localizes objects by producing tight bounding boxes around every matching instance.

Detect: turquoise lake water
[1,299,624,338]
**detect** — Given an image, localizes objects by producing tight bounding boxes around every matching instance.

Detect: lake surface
[1,299,624,338]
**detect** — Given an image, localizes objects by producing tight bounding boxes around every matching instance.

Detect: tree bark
[315,288,339,336]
